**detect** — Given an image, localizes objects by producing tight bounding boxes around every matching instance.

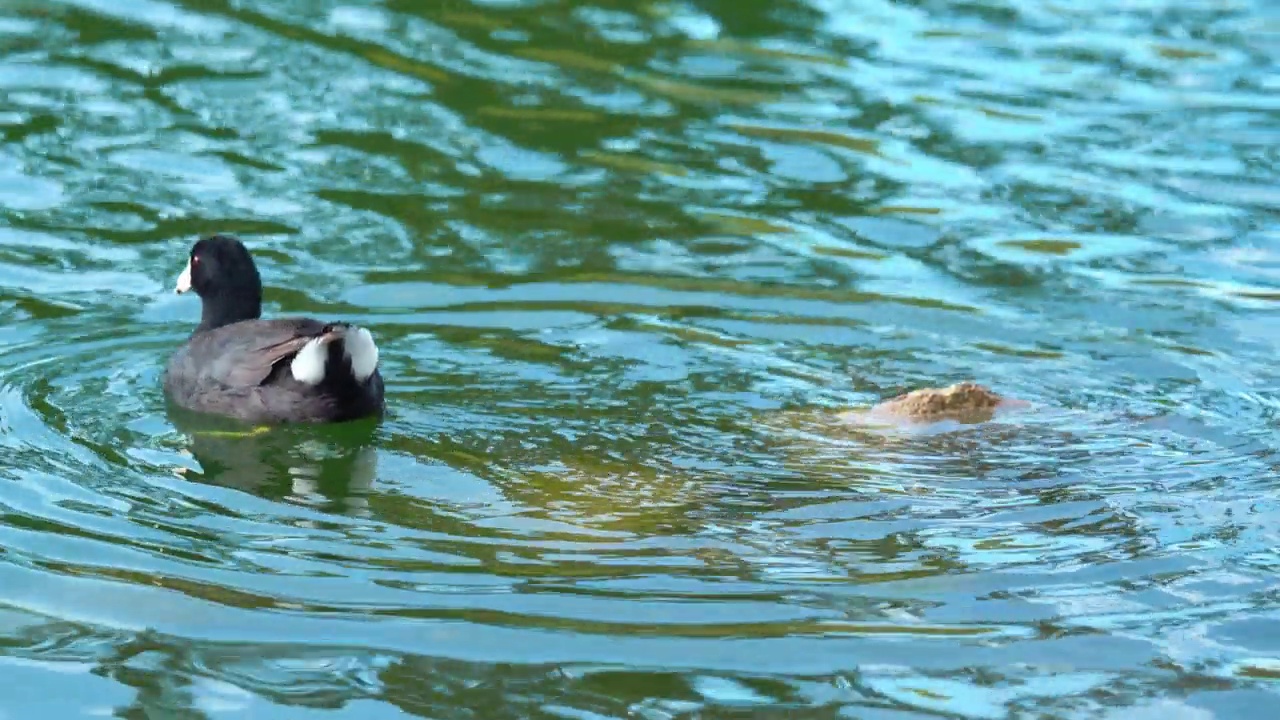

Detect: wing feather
[172,318,345,389]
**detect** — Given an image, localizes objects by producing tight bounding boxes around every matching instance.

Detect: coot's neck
[197,290,262,333]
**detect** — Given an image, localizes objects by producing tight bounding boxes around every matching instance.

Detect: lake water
[1,0,1279,717]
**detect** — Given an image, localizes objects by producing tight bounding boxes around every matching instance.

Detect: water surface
[1,0,1279,717]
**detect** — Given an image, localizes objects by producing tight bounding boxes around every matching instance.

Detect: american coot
[163,234,386,424]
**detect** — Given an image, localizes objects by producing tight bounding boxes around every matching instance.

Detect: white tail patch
[290,337,330,385]
[345,326,379,382]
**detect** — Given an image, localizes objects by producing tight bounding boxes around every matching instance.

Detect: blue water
[0,0,1279,717]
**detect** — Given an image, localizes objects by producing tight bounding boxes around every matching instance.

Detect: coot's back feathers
[163,235,386,424]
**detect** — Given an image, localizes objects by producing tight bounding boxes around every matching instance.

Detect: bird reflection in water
[168,407,381,518]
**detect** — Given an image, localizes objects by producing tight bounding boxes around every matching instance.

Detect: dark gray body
[164,318,385,424]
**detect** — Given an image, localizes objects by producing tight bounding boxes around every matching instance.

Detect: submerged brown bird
[862,382,1028,426]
